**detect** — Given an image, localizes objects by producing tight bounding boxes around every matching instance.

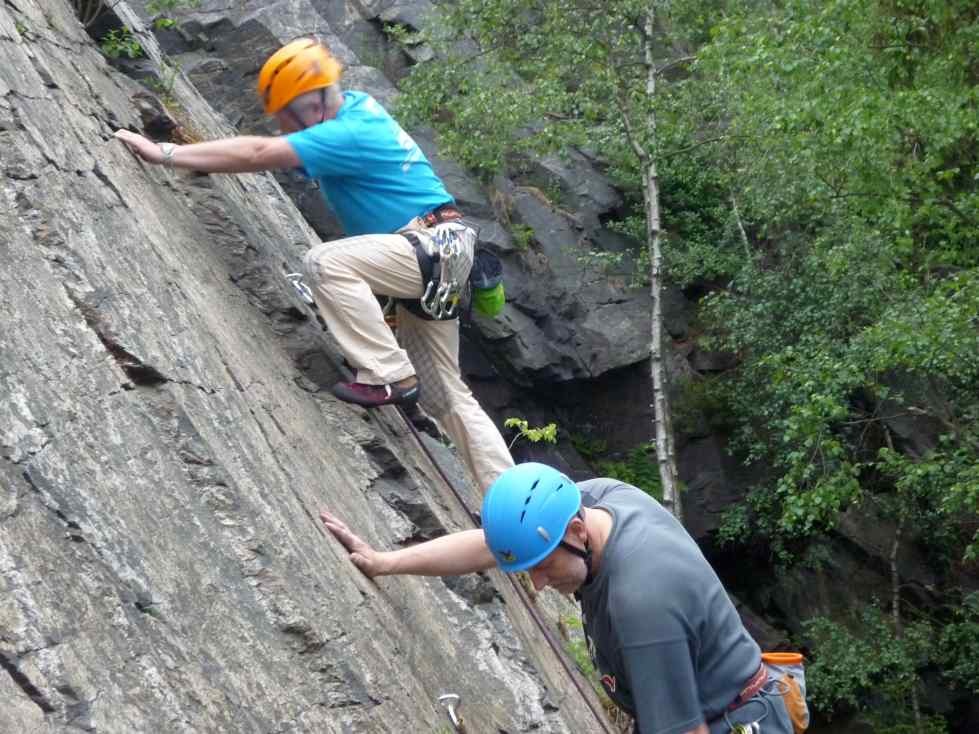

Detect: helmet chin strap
[559,511,594,587]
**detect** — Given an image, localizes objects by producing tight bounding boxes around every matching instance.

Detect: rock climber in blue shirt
[115,38,513,492]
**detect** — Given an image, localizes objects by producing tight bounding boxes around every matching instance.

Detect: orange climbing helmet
[257,39,342,114]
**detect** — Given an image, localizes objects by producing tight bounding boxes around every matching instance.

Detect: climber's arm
[320,511,497,578]
[114,129,300,173]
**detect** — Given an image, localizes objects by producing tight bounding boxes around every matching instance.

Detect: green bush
[805,604,937,731]
[937,592,979,693]
[596,443,663,501]
[99,28,143,59]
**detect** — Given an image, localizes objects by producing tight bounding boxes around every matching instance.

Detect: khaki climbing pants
[302,228,514,492]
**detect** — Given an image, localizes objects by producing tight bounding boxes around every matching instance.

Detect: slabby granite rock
[0,2,601,732]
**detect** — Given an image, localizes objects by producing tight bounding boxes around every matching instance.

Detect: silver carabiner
[438,280,459,318]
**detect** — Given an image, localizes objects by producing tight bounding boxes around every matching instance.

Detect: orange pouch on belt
[761,652,810,734]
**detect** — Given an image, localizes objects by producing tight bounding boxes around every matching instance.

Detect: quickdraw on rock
[438,693,467,732]
[286,272,315,305]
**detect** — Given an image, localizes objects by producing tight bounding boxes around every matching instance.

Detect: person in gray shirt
[322,462,808,734]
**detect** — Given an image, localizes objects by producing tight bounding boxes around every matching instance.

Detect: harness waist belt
[422,204,463,227]
[731,663,769,710]
[705,662,769,728]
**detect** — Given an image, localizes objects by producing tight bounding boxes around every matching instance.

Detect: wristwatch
[159,142,177,167]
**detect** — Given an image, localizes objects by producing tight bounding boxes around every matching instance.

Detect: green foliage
[562,615,597,678]
[570,434,608,460]
[715,502,750,547]
[504,417,558,450]
[805,604,936,729]
[398,4,978,726]
[560,614,624,724]
[937,592,979,693]
[672,376,737,435]
[393,0,752,295]
[150,59,183,109]
[147,0,199,28]
[596,443,663,501]
[100,28,143,59]
[510,224,535,251]
[685,0,979,564]
[805,595,976,731]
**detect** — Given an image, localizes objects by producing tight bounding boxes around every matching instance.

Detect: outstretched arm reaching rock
[114,129,300,173]
[320,511,496,578]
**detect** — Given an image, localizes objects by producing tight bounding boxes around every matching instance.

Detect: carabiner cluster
[420,226,464,319]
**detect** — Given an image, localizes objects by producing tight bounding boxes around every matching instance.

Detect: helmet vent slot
[530,479,540,491]
[519,510,527,523]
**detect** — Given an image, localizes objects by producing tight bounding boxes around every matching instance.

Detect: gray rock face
[0,2,603,731]
[480,180,652,382]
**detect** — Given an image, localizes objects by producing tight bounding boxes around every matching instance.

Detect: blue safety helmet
[481,463,582,572]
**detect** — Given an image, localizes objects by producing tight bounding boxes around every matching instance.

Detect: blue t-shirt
[285,91,453,235]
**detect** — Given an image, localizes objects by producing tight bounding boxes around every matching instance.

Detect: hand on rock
[114,129,164,164]
[320,510,386,579]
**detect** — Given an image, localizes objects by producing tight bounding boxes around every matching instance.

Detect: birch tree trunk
[889,518,922,725]
[609,6,681,519]
[642,7,681,519]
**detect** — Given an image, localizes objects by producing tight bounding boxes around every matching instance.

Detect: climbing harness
[420,203,463,228]
[402,221,475,320]
[715,657,810,734]
[423,223,468,319]
[396,203,477,321]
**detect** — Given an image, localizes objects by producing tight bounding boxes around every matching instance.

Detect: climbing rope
[288,272,615,733]
[396,406,616,734]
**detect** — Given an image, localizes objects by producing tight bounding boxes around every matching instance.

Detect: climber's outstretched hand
[320,510,388,579]
[114,129,166,165]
